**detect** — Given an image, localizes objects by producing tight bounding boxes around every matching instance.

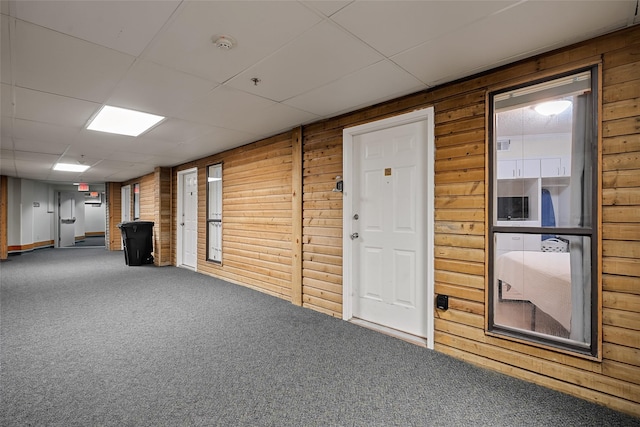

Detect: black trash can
[117,221,154,266]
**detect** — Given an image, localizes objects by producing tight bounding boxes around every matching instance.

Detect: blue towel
[541,188,555,240]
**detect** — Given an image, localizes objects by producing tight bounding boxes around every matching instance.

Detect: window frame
[487,66,600,358]
[206,163,223,264]
[133,182,140,220]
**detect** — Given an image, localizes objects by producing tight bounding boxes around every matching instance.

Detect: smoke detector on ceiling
[212,35,236,50]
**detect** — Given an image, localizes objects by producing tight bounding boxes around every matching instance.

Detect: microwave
[497,196,529,220]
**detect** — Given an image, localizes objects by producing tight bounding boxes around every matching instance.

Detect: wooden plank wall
[0,175,7,260]
[154,167,172,266]
[171,132,295,300]
[300,26,640,416]
[600,31,640,405]
[106,182,122,251]
[122,26,638,416]
[137,173,155,221]
[300,126,345,316]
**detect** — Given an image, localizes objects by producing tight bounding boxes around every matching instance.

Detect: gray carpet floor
[1,248,638,426]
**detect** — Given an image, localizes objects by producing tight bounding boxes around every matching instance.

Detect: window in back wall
[488,67,598,356]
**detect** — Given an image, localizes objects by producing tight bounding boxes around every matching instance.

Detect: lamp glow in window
[87,105,165,137]
[534,100,571,116]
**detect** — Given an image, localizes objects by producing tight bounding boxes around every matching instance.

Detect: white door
[179,169,198,268]
[58,192,76,247]
[344,109,434,346]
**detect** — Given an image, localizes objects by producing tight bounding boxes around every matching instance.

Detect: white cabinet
[497,159,540,179]
[497,160,517,179]
[499,157,571,179]
[520,159,540,178]
[541,157,570,177]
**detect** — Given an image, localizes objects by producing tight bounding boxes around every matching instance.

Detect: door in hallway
[179,169,198,268]
[58,192,76,247]
[351,120,429,338]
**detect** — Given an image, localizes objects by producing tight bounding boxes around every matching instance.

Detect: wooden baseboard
[8,240,55,253]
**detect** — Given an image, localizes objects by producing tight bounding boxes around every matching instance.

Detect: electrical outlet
[436,294,449,311]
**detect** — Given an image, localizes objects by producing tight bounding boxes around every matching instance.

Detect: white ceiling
[1,0,637,184]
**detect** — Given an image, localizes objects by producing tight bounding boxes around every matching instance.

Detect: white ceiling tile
[303,1,352,17]
[1,15,12,85]
[0,149,15,160]
[226,20,384,102]
[74,129,177,156]
[8,118,79,149]
[13,0,180,56]
[158,126,257,160]
[13,87,100,127]
[138,154,192,168]
[234,102,320,137]
[284,60,426,117]
[332,1,517,57]
[107,60,218,117]
[12,150,60,162]
[141,119,215,145]
[12,138,69,156]
[393,1,635,86]
[174,86,274,129]
[89,159,138,170]
[144,1,321,83]
[0,160,17,177]
[0,83,13,117]
[102,167,155,182]
[106,151,159,164]
[15,158,55,174]
[14,20,135,102]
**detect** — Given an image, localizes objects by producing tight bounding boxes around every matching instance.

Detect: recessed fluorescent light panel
[54,163,90,172]
[87,105,165,137]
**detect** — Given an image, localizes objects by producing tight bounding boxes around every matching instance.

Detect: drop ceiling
[1,0,637,184]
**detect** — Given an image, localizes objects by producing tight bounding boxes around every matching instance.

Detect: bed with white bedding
[496,251,572,331]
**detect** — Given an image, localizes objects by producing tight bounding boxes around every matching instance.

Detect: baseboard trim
[8,241,55,253]
[349,318,427,348]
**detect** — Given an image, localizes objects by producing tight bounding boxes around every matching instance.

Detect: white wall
[7,177,21,246]
[497,133,571,161]
[7,177,55,248]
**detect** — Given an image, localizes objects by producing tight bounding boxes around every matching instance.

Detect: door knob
[350,233,359,240]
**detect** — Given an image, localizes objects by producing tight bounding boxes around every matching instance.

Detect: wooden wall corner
[291,126,303,306]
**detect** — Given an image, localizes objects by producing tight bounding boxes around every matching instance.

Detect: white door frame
[177,167,198,269]
[121,184,131,223]
[342,108,435,349]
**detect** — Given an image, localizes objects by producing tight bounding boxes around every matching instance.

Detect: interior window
[207,164,223,263]
[489,68,598,356]
[133,183,140,220]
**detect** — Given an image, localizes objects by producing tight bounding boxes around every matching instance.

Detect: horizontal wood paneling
[171,132,294,300]
[301,129,343,317]
[117,25,640,418]
[298,25,640,417]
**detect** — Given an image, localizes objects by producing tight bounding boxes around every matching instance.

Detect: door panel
[59,192,76,247]
[181,171,198,268]
[352,120,426,337]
